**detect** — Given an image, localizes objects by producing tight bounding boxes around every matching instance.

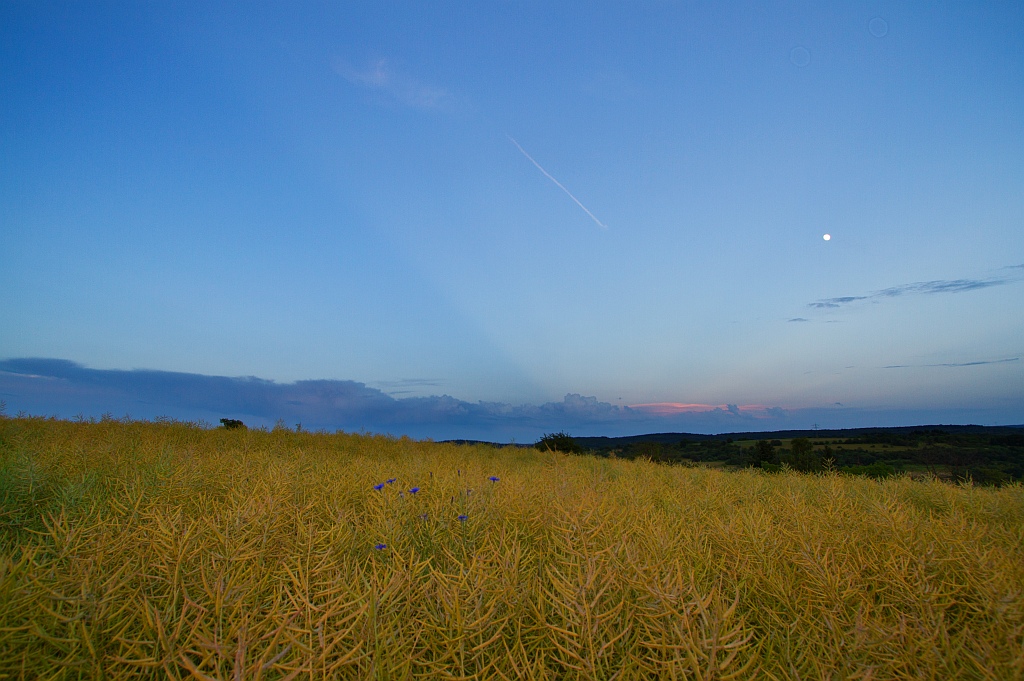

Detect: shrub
[536,431,585,454]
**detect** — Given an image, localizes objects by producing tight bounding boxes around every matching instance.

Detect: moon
[823,234,831,241]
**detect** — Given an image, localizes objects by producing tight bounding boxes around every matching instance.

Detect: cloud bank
[2,359,1020,440]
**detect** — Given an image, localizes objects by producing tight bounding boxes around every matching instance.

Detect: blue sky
[2,2,1022,439]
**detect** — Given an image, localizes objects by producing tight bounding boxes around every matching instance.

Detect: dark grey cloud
[787,317,810,322]
[930,358,1019,368]
[885,357,1019,369]
[808,296,867,309]
[876,279,1006,297]
[5,359,1019,439]
[809,268,1022,310]
[1,358,788,439]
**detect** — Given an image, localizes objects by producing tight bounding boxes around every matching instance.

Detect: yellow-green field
[2,418,1023,679]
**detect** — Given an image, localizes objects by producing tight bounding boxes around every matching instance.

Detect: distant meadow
[2,416,1022,678]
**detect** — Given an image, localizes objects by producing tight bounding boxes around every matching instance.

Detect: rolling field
[1,417,1023,679]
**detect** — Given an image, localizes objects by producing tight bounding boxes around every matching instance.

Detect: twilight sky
[2,2,1022,439]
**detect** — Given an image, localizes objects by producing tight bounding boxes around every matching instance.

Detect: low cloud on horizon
[2,359,1020,440]
[0,358,784,439]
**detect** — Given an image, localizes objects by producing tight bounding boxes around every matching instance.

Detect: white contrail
[507,135,607,230]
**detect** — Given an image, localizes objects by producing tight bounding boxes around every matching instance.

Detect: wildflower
[457,469,461,476]
[373,483,384,491]
[374,543,387,550]
[409,487,420,494]
[420,513,428,521]
[386,478,396,484]
[489,476,499,482]
[458,514,468,522]
[467,489,472,496]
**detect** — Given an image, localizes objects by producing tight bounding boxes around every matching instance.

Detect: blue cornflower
[374,543,386,550]
[458,514,468,522]
[489,476,499,482]
[386,478,396,484]
[409,487,420,494]
[373,483,385,491]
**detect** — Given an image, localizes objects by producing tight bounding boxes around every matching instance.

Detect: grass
[1,416,1023,679]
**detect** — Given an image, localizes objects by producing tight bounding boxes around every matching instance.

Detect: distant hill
[572,424,1024,448]
[443,424,1024,485]
[441,424,1024,449]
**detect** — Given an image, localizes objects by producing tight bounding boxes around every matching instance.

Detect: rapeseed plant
[0,416,1021,679]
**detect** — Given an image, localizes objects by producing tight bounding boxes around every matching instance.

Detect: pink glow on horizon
[630,402,770,416]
